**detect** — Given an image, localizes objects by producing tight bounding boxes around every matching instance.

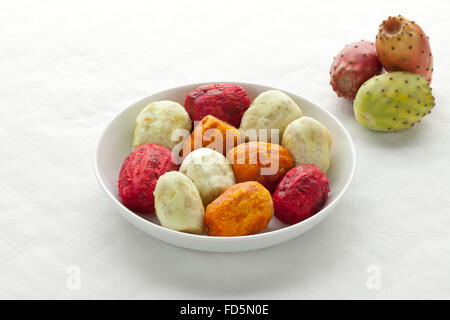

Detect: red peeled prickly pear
[375,15,433,82]
[330,40,382,100]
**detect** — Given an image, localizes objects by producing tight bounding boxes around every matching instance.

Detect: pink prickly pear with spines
[330,40,382,100]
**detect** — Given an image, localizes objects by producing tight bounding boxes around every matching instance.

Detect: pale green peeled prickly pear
[354,72,435,131]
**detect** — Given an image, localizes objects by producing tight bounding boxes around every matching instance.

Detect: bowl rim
[94,81,357,243]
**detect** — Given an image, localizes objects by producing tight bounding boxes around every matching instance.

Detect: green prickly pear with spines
[353,71,435,132]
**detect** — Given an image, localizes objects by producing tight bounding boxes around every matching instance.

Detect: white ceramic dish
[94,82,356,252]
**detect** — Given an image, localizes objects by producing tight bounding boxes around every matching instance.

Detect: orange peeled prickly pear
[204,181,274,236]
[226,141,294,193]
[181,115,241,157]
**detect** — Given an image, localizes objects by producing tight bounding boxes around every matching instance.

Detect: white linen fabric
[0,0,449,299]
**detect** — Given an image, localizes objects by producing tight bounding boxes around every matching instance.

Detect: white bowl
[94,82,356,252]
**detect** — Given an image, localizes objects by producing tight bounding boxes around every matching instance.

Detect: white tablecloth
[1,0,449,299]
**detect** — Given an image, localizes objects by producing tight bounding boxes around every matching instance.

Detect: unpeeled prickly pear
[330,40,382,100]
[376,15,433,82]
[354,72,434,132]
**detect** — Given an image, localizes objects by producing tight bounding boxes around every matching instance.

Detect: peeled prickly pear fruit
[354,72,435,132]
[376,15,433,82]
[330,40,382,100]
